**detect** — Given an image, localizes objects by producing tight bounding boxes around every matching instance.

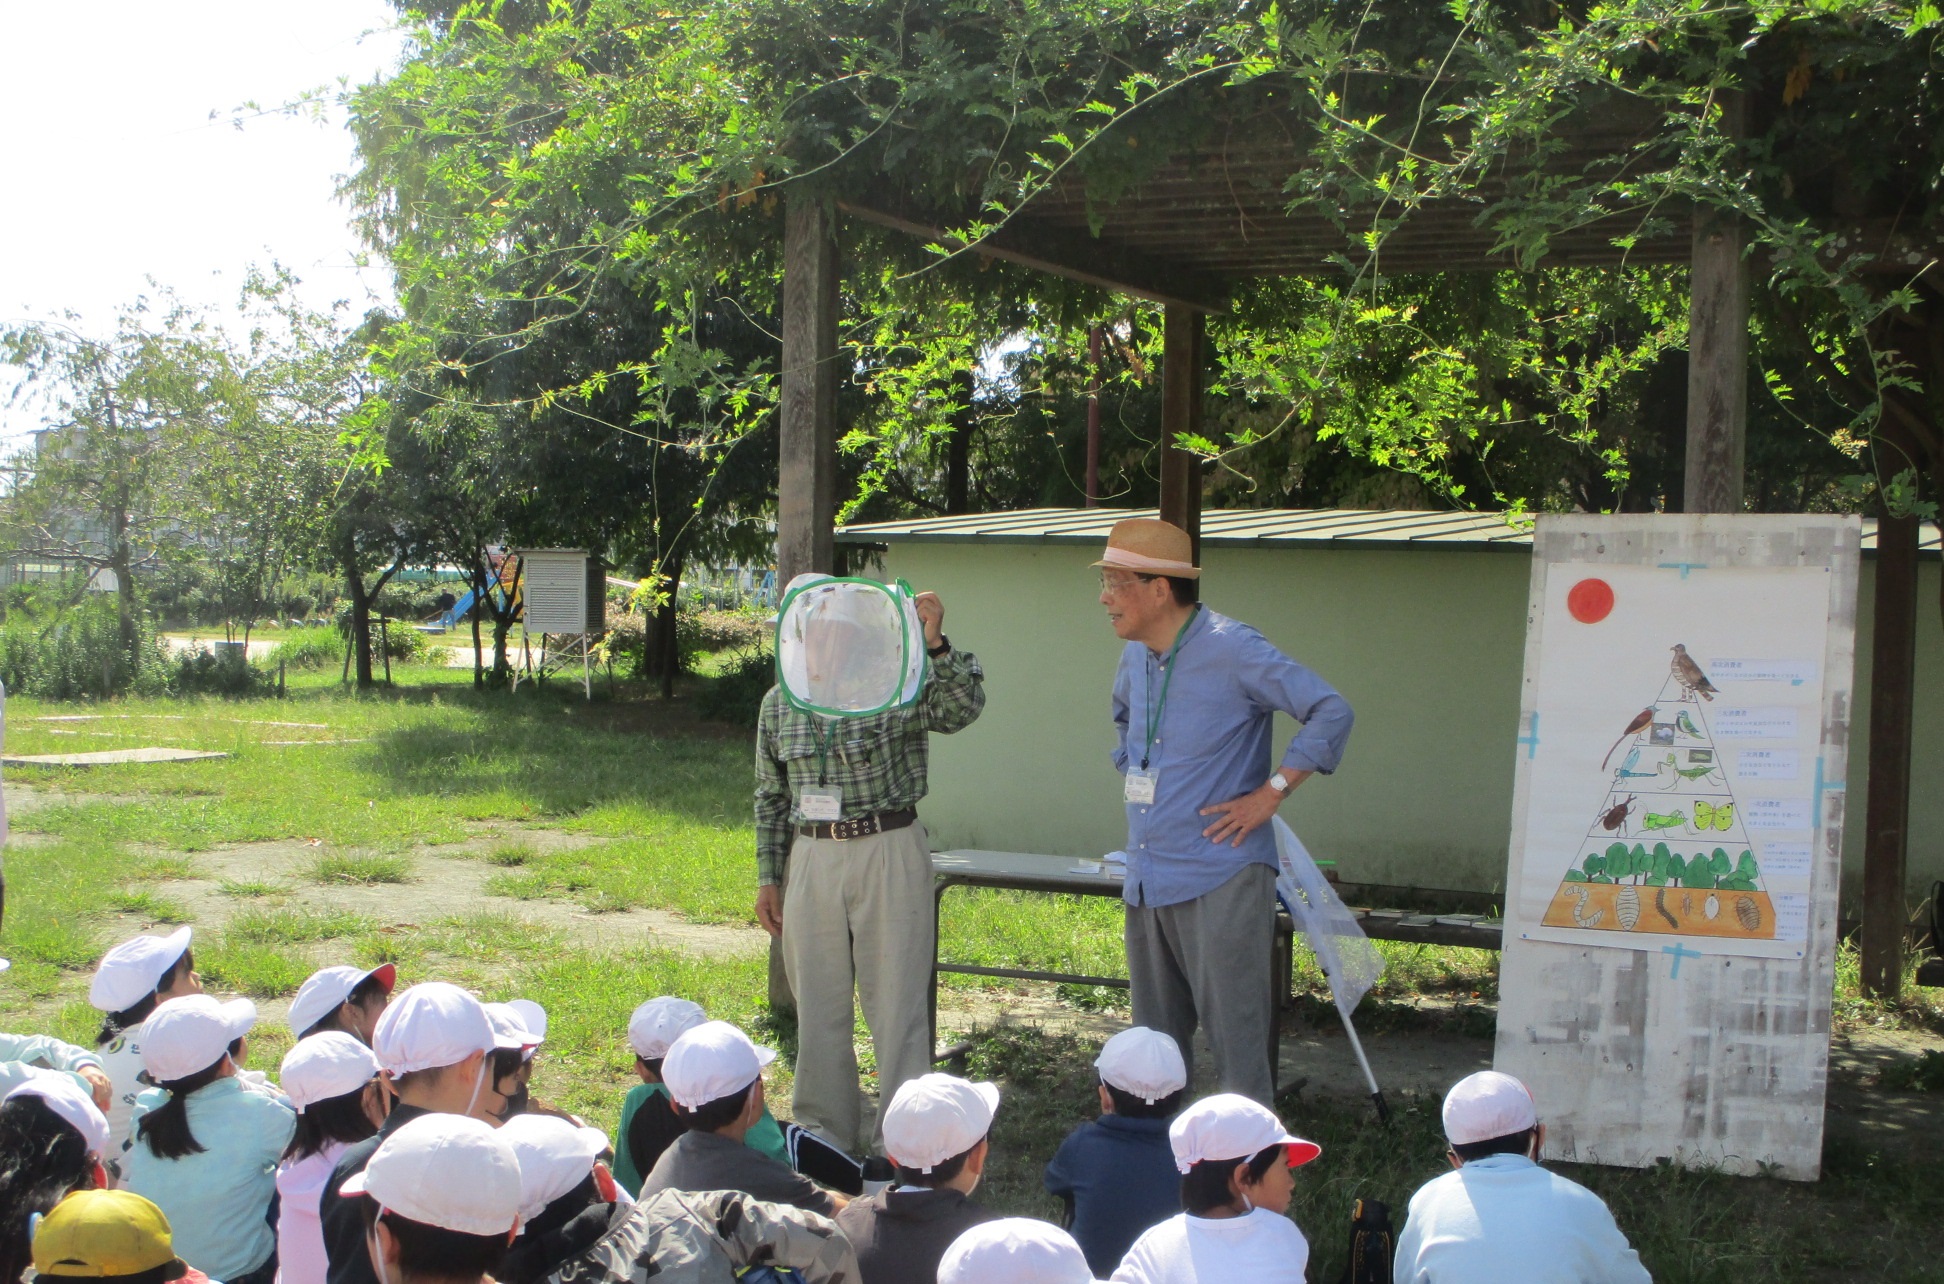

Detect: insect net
[1273,817,1384,1019]
[775,577,927,716]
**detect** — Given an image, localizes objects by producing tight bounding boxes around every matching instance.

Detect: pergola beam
[839,197,1230,314]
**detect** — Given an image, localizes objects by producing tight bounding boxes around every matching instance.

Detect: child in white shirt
[1111,1094,1319,1284]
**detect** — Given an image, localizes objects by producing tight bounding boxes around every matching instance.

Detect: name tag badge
[1123,770,1158,805]
[799,787,843,822]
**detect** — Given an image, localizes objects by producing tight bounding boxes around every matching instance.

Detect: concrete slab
[1,747,229,766]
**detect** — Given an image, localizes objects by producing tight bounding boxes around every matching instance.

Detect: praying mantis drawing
[1656,752,1724,789]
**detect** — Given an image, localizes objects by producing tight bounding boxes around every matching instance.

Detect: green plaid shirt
[755,646,985,885]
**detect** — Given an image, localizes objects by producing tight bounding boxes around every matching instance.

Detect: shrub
[695,648,775,728]
[329,608,435,664]
[0,596,173,698]
[163,647,276,697]
[268,626,346,671]
[677,607,770,663]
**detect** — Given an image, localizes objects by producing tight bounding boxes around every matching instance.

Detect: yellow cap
[32,1191,185,1279]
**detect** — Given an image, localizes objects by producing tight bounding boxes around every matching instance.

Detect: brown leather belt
[796,808,919,842]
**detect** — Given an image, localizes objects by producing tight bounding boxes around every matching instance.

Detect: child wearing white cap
[1110,1094,1319,1284]
[122,995,296,1284]
[610,997,799,1195]
[289,965,398,1044]
[1391,1071,1650,1284]
[835,1073,999,1284]
[87,927,201,1169]
[276,1034,386,1284]
[639,1020,845,1217]
[319,983,520,1284]
[0,1076,113,1283]
[1044,1027,1188,1277]
[337,1113,522,1284]
[0,1029,113,1110]
[497,1112,859,1284]
[939,1219,1101,1284]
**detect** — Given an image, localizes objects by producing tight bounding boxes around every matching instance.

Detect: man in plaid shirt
[754,588,985,1155]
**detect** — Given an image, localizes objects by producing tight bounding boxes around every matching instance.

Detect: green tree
[2,295,242,672]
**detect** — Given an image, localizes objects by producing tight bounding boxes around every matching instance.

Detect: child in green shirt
[611,998,790,1195]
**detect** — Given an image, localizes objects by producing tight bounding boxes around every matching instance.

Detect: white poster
[1513,563,1833,961]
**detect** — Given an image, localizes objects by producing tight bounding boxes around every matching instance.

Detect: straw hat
[1091,518,1200,579]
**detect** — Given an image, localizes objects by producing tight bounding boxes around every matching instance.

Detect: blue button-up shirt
[1111,606,1353,908]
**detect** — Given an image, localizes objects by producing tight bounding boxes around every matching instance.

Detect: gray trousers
[1125,861,1277,1105]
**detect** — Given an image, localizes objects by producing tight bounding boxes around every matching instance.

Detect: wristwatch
[927,635,952,658]
[1268,772,1293,794]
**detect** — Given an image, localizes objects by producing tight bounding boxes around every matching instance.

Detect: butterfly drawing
[1692,800,1734,831]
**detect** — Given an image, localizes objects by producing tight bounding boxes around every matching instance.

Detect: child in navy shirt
[1042,1027,1187,1277]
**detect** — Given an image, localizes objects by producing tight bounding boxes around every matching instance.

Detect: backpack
[1337,1198,1394,1284]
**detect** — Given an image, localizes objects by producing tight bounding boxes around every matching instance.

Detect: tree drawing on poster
[1541,646,1772,942]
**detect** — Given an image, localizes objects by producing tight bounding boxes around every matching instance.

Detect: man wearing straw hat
[1095,517,1354,1106]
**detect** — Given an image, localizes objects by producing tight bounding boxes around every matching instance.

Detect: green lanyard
[1142,606,1199,770]
[811,718,835,786]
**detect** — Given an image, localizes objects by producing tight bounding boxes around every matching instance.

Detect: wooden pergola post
[1159,305,1205,567]
[1863,426,1921,998]
[1683,208,1750,512]
[778,195,840,588]
[771,192,840,1013]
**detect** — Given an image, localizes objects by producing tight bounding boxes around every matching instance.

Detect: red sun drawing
[1567,577,1615,624]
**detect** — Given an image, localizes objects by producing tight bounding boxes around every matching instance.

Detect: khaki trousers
[781,821,936,1155]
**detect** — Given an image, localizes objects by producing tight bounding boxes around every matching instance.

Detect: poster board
[1496,514,1859,1180]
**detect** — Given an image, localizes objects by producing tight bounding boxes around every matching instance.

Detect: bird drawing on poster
[1670,644,1720,701]
[1602,707,1657,769]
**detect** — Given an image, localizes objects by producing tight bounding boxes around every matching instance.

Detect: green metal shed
[837,507,1944,906]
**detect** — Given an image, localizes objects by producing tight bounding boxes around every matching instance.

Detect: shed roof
[838,506,1942,558]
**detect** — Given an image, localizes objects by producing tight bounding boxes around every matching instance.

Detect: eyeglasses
[1098,572,1152,594]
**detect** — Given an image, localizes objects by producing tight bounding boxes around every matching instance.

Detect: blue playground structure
[421,581,519,633]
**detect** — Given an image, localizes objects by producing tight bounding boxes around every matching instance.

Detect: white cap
[1167,1094,1321,1174]
[371,983,495,1075]
[660,1021,775,1110]
[938,1219,1099,1284]
[340,1113,522,1236]
[5,1073,111,1156]
[88,927,192,1013]
[1095,1027,1187,1105]
[485,1003,540,1056]
[1442,1071,1539,1146]
[627,997,706,1060]
[287,964,397,1036]
[280,1033,381,1112]
[498,1114,610,1224]
[882,1074,1000,1173]
[139,995,256,1083]
[506,1000,548,1044]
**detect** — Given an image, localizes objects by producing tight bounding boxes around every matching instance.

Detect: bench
[927,849,1503,1075]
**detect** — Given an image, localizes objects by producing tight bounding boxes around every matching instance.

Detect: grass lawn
[2,668,1941,1283]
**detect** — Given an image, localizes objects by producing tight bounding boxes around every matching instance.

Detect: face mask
[495,1083,530,1122]
[369,1219,392,1284]
[463,1059,490,1117]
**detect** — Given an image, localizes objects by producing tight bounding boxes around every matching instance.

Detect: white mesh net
[775,577,927,715]
[1274,816,1384,1019]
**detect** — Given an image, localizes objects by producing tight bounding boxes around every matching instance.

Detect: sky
[0,0,410,445]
